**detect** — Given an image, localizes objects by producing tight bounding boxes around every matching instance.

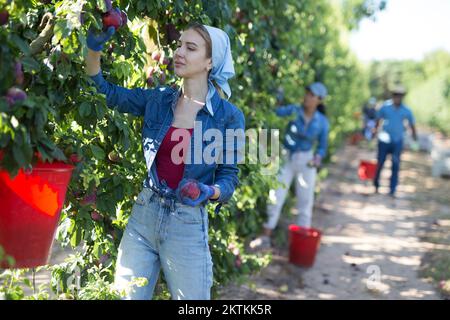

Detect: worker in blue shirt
[250,82,329,249]
[373,85,417,197]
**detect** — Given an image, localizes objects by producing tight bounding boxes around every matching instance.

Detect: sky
[349,0,450,61]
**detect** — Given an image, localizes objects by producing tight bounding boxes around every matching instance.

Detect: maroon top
[156,126,194,190]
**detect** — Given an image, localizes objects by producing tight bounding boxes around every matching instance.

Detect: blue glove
[176,179,215,207]
[86,26,116,52]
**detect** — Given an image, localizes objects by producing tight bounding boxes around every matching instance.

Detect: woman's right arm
[86,46,156,116]
[86,49,102,76]
[275,104,296,117]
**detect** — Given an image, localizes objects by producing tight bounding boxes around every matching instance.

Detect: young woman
[250,82,329,250]
[85,22,245,300]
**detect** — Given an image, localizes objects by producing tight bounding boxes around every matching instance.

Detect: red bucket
[358,160,377,180]
[0,161,74,268]
[288,225,321,267]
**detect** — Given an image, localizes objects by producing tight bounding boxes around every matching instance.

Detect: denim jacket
[276,104,329,158]
[89,71,245,204]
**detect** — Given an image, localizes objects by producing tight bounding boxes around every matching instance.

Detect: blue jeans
[373,140,403,194]
[114,188,213,300]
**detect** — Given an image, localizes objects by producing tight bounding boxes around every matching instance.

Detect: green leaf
[95,103,106,119]
[21,56,41,72]
[11,34,31,56]
[39,137,55,149]
[97,0,107,13]
[12,144,27,167]
[50,147,67,161]
[36,145,52,162]
[79,102,92,118]
[84,12,101,30]
[112,175,120,185]
[6,256,16,268]
[113,184,124,200]
[52,20,69,46]
[23,278,32,288]
[67,218,76,234]
[90,145,105,160]
[34,112,45,130]
[70,227,82,248]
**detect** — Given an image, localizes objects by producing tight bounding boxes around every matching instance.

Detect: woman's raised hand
[86,26,116,52]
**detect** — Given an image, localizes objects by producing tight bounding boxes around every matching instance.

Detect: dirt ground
[218,138,449,300]
[15,134,449,300]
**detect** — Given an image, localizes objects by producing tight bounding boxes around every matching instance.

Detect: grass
[402,150,450,299]
[419,220,450,299]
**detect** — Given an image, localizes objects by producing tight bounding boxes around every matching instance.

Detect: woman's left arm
[212,108,246,203]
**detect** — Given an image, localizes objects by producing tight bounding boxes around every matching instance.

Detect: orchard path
[218,140,447,300]
[23,136,447,300]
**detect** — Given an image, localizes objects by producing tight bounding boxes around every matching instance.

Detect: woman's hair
[187,22,212,58]
[306,88,327,116]
[317,103,327,116]
[186,22,225,98]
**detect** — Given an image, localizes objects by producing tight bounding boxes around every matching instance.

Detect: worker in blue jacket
[251,82,329,249]
[85,22,244,300]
